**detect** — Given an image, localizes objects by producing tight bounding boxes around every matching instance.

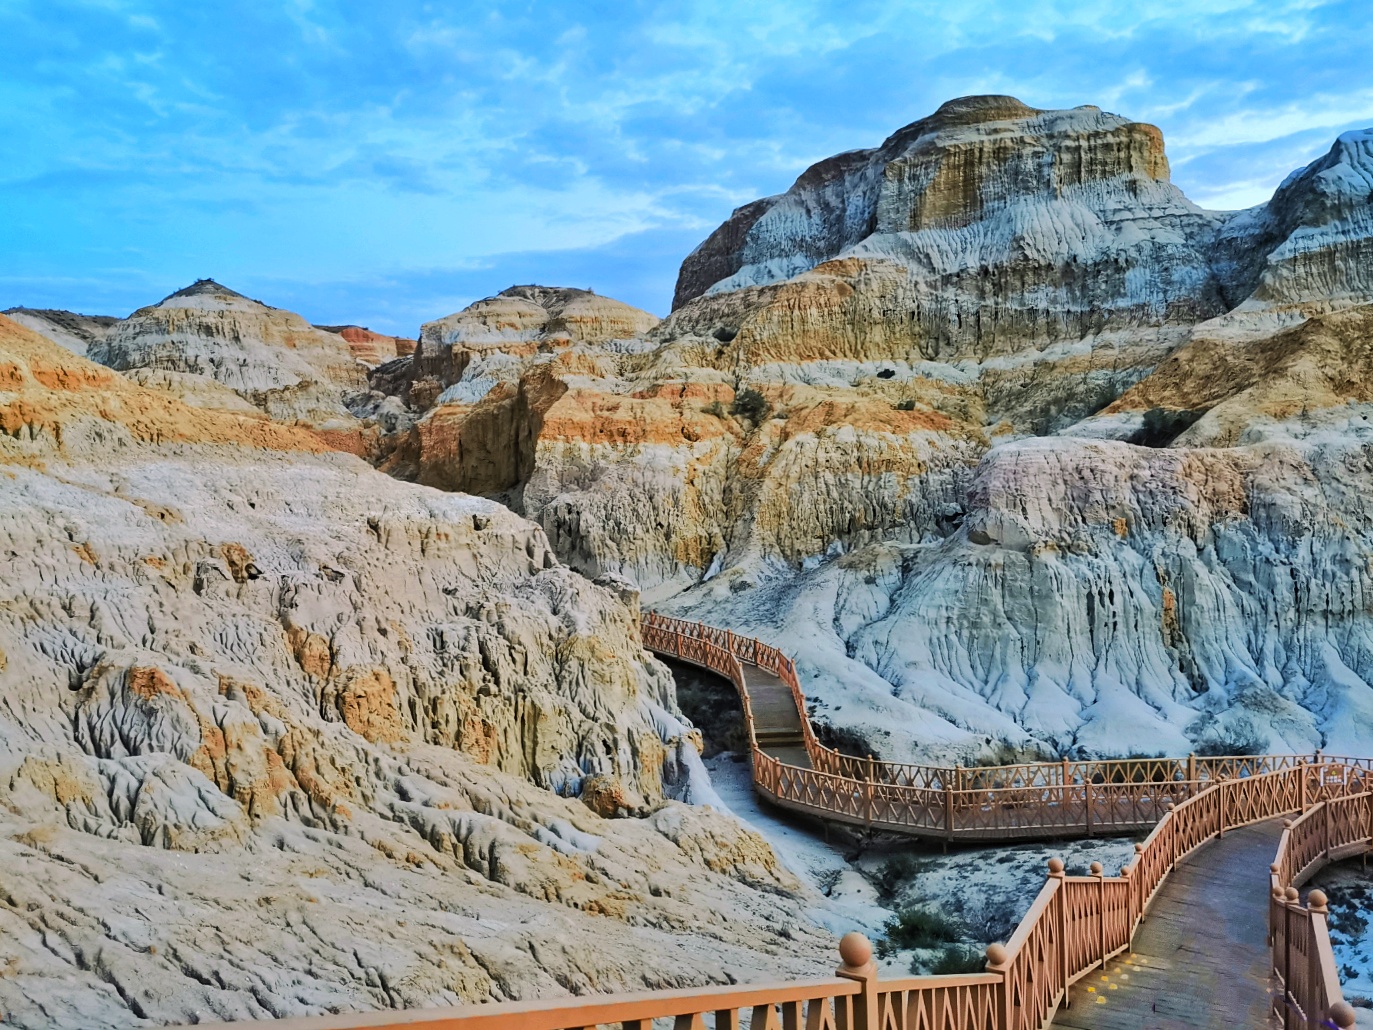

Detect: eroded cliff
[0,315,832,1027]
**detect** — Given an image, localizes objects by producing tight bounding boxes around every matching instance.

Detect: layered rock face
[673,95,1226,353]
[0,315,832,1028]
[367,286,661,496]
[363,96,1373,764]
[316,324,418,367]
[89,279,369,426]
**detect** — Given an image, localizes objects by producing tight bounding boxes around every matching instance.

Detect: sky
[3,1,1373,335]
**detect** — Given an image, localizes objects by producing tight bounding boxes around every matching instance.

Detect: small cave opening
[661,657,748,758]
[1128,407,1206,448]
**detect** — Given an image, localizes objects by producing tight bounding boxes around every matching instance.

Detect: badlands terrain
[4,94,1373,1025]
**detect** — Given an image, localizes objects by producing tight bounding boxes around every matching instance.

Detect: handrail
[1269,789,1372,1029]
[162,615,1372,1030]
[642,611,1352,842]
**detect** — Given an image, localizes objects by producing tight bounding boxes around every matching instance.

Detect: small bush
[894,399,917,411]
[872,853,929,901]
[701,400,726,418]
[816,868,842,897]
[876,907,961,957]
[729,388,770,423]
[928,945,985,975]
[1194,727,1267,757]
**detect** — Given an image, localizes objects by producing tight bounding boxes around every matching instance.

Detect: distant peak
[165,279,249,301]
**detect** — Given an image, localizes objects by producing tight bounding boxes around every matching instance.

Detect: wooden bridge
[182,615,1373,1030]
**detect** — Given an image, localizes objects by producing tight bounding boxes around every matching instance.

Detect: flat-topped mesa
[90,278,367,424]
[672,95,1188,318]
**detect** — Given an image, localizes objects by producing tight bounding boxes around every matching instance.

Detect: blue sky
[3,1,1372,335]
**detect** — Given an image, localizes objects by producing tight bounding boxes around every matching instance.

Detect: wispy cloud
[2,0,1371,332]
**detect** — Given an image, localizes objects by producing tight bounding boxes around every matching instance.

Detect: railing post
[836,933,877,1030]
[1325,800,1332,863]
[1092,861,1106,965]
[865,755,875,827]
[1049,857,1069,1006]
[1300,756,1309,811]
[1085,778,1093,837]
[1308,890,1328,1030]
[1283,886,1300,1030]
[1188,750,1197,785]
[943,780,954,837]
[1131,843,1145,928]
[1218,778,1227,838]
[985,942,1012,1028]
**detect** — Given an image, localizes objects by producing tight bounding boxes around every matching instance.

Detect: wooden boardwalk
[1051,820,1281,1030]
[739,664,811,769]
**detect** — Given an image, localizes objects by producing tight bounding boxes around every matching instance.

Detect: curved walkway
[1050,820,1280,1029]
[170,617,1371,1030]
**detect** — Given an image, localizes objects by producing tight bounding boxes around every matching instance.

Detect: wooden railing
[641,612,1345,842]
[1269,788,1373,1030]
[167,616,1373,1030]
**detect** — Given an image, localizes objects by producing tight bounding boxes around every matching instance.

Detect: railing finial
[1307,889,1328,914]
[1047,857,1065,876]
[1090,861,1103,876]
[1328,1001,1357,1029]
[837,931,872,972]
[985,942,1009,970]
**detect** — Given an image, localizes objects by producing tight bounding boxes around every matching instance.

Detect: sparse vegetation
[701,400,726,418]
[1130,407,1205,448]
[876,906,962,957]
[928,945,985,975]
[816,868,842,897]
[871,853,930,901]
[1194,728,1268,757]
[894,399,917,411]
[729,387,770,423]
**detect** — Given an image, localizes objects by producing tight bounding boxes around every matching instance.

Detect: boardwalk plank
[1050,820,1279,1030]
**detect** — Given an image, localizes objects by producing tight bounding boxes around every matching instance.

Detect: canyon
[5,94,1373,1026]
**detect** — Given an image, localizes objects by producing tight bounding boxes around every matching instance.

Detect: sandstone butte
[4,94,1373,1027]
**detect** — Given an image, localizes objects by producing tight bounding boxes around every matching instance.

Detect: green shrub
[729,388,770,423]
[1194,726,1267,757]
[876,907,961,957]
[928,945,985,975]
[894,399,917,411]
[871,853,930,900]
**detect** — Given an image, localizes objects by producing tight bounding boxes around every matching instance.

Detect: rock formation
[363,286,660,496]
[6,91,1373,1027]
[0,315,833,1028]
[316,324,418,367]
[88,279,369,427]
[357,96,1373,766]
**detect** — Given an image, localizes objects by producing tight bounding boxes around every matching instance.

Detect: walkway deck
[739,664,811,769]
[1051,820,1281,1030]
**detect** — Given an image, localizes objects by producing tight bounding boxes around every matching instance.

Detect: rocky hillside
[0,314,834,1028]
[357,96,1373,764]
[88,279,370,428]
[2,307,119,357]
